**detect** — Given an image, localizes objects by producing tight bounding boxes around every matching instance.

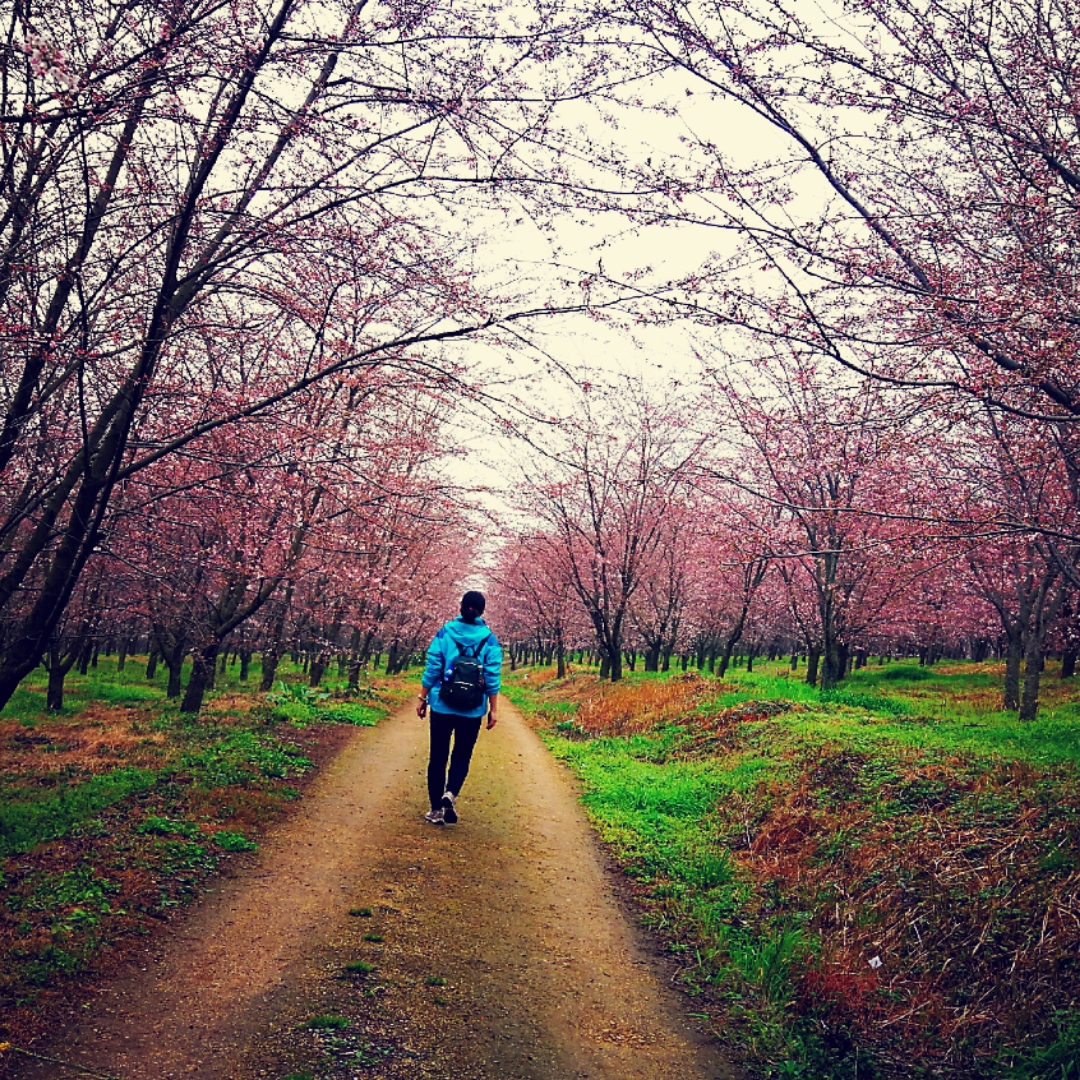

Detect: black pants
[427,709,483,810]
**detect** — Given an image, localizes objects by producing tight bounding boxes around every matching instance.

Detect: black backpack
[440,634,493,711]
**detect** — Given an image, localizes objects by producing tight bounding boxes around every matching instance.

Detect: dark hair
[460,590,486,623]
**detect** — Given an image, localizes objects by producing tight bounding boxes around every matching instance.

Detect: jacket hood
[438,617,493,649]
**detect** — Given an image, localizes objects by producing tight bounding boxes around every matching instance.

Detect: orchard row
[495,371,1079,722]
[30,387,469,712]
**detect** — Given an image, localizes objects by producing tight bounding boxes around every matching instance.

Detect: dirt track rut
[20,701,739,1080]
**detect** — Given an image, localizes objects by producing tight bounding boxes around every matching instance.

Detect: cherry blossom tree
[703,357,941,688]
[943,411,1079,717]
[492,533,588,678]
[625,502,695,672]
[518,385,700,681]
[576,0,1080,612]
[589,0,1075,420]
[676,488,776,678]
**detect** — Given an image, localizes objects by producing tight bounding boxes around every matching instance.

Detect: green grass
[305,1014,349,1030]
[137,816,201,838]
[0,727,315,858]
[703,664,1080,769]
[1,658,172,721]
[7,865,120,915]
[181,730,313,786]
[0,767,159,857]
[212,830,258,852]
[995,1011,1080,1079]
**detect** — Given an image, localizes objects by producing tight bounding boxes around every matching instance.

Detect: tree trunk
[156,630,190,695]
[260,651,281,690]
[1003,629,1023,711]
[716,641,733,678]
[1062,649,1077,679]
[145,647,159,680]
[1019,633,1045,721]
[838,642,851,679]
[180,645,220,713]
[159,632,189,699]
[43,640,79,711]
[609,646,623,682]
[556,646,566,680]
[309,656,327,687]
[259,586,293,691]
[166,663,182,698]
[806,647,821,687]
[790,653,798,670]
[239,650,251,682]
[599,652,610,679]
[47,663,67,711]
[347,656,362,691]
[116,637,129,673]
[821,640,842,690]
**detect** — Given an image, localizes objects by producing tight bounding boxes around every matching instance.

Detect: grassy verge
[510,661,1080,1079]
[0,656,411,1037]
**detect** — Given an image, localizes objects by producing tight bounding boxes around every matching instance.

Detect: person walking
[417,590,502,825]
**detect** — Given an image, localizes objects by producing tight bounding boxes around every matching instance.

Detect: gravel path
[20,701,739,1080]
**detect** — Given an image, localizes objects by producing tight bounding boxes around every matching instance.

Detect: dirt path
[19,701,739,1080]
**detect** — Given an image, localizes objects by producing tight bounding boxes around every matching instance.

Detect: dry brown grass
[0,707,167,778]
[732,750,1080,1070]
[567,673,714,735]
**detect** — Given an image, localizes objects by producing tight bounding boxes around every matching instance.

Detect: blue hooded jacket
[421,617,503,718]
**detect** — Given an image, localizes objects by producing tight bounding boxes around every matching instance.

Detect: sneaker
[440,791,458,825]
[423,808,444,825]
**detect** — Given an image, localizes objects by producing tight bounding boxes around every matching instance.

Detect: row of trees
[34,380,469,711]
[0,0,606,712]
[494,370,1080,722]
